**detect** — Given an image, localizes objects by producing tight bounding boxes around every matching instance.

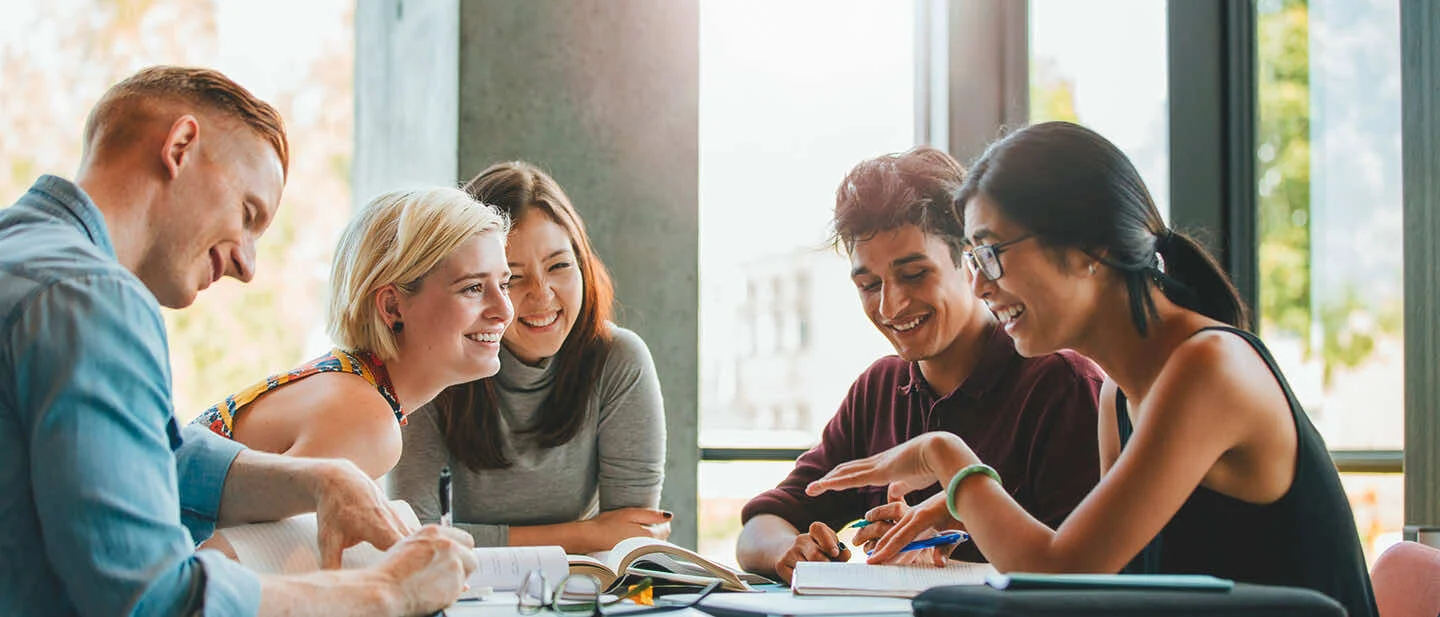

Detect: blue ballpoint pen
[866,531,969,556]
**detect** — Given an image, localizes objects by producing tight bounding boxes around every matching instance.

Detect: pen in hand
[434,467,466,616]
[866,531,969,557]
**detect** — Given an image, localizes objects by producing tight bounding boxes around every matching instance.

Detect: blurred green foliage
[1257,0,1399,386]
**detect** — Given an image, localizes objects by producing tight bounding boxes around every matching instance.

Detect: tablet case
[911,582,1345,617]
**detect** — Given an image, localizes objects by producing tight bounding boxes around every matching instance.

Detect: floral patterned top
[192,348,403,439]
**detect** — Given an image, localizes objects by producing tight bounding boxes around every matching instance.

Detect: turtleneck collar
[496,343,557,393]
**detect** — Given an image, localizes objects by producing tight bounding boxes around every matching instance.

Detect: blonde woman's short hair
[327,187,509,360]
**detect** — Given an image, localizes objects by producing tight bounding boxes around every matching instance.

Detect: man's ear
[161,115,201,180]
[374,284,403,330]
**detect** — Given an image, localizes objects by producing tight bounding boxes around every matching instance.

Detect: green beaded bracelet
[945,463,1001,522]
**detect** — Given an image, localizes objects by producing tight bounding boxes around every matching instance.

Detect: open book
[791,561,997,598]
[211,501,570,598]
[571,537,773,592]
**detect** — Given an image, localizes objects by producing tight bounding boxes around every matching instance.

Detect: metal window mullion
[1330,450,1404,475]
[944,0,1028,164]
[1166,0,1258,312]
[1402,0,1440,530]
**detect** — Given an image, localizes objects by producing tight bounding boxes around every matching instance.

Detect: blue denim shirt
[0,176,262,616]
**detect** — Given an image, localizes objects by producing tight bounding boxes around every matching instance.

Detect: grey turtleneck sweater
[386,326,666,547]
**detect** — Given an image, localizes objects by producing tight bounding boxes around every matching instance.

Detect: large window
[697,0,915,564]
[1255,0,1404,561]
[0,0,355,421]
[1028,0,1169,217]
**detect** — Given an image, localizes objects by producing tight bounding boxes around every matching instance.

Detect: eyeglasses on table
[517,570,721,616]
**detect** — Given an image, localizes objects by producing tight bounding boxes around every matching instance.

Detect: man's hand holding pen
[775,521,852,584]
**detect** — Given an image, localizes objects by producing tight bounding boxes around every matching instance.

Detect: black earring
[392,321,404,333]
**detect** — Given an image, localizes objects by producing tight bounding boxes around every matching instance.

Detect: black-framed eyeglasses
[962,234,1035,281]
[518,571,720,616]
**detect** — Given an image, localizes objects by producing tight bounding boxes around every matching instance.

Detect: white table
[442,592,712,617]
[441,591,914,617]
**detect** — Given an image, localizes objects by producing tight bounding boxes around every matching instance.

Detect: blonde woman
[193,187,514,479]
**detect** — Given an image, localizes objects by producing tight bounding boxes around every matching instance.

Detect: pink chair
[1372,541,1440,617]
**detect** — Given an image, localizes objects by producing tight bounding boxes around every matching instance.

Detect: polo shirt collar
[899,323,1016,400]
[26,174,116,259]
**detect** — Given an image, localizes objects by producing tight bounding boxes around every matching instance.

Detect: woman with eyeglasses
[806,121,1376,617]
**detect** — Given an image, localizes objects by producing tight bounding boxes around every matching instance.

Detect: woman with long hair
[807,122,1376,617]
[389,161,668,553]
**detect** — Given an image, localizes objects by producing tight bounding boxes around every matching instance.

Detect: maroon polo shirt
[741,325,1103,562]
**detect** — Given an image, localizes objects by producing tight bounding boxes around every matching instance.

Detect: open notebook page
[791,562,996,598]
[219,501,420,573]
[217,501,567,596]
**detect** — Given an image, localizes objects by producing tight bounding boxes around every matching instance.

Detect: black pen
[439,466,453,527]
[437,466,462,617]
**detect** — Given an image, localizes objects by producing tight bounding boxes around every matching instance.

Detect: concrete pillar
[1402,0,1440,531]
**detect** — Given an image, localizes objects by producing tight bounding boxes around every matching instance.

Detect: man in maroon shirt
[735,146,1104,583]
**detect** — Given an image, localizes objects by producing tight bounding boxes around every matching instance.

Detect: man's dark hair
[829,145,967,264]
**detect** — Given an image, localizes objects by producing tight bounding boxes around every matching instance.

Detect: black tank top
[1116,326,1376,617]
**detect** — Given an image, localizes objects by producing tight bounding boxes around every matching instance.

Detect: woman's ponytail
[1156,229,1250,330]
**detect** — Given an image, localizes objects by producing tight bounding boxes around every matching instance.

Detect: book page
[791,561,996,598]
[596,537,764,591]
[607,536,741,576]
[598,536,674,572]
[566,553,618,587]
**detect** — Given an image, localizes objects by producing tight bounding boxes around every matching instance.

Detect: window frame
[1169,0,1410,477]
[1400,0,1440,530]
